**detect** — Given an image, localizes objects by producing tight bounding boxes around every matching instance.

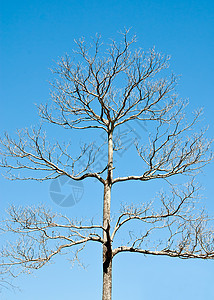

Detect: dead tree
[0,30,213,300]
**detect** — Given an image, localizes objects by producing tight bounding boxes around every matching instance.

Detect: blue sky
[0,0,214,299]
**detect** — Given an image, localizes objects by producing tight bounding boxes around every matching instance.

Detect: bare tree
[0,30,213,300]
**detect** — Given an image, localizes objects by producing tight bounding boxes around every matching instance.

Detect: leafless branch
[0,127,105,183]
[113,108,213,184]
[112,180,214,260]
[0,205,103,277]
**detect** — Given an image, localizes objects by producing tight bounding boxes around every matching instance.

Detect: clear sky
[0,0,214,299]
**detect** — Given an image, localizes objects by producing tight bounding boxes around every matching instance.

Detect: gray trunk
[102,130,113,300]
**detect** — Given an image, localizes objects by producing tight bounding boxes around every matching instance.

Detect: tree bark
[102,130,113,300]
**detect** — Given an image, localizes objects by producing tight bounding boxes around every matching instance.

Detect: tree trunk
[102,130,113,300]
